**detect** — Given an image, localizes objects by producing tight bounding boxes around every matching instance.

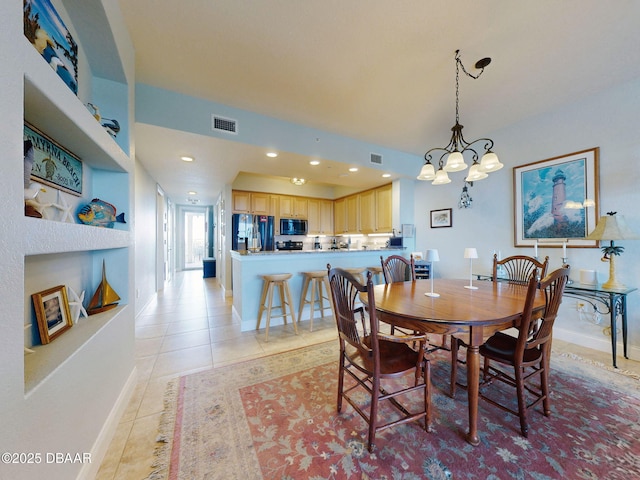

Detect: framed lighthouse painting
[513,148,599,249]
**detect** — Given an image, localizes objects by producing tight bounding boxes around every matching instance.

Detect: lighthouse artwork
[514,148,599,248]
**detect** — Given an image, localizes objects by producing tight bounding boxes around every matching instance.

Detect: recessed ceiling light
[382,173,391,178]
[266,152,278,158]
[349,167,358,172]
[309,160,320,166]
[181,156,194,162]
[188,191,197,195]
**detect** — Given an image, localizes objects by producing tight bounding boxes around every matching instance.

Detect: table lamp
[425,249,440,297]
[585,212,639,289]
[463,247,479,289]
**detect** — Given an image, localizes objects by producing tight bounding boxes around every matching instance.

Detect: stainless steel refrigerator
[231,214,275,251]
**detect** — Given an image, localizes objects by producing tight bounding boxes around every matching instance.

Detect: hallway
[97,270,338,479]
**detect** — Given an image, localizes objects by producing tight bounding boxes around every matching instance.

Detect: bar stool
[344,267,366,284]
[298,270,334,331]
[256,273,298,341]
[365,265,383,284]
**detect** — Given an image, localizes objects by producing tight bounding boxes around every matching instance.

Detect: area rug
[147,341,640,479]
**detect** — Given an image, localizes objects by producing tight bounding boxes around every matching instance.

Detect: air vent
[370,152,383,165]
[212,114,238,134]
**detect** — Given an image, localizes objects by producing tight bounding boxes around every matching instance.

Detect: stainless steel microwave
[280,218,308,235]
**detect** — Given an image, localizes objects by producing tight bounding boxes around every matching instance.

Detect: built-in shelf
[24,305,128,395]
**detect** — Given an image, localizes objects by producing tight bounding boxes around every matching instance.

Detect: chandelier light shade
[585,212,639,289]
[418,50,503,184]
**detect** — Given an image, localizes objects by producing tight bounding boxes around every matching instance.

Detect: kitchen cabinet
[279,195,307,218]
[375,184,393,232]
[346,195,360,233]
[359,190,376,233]
[308,199,334,235]
[334,197,347,234]
[232,191,273,214]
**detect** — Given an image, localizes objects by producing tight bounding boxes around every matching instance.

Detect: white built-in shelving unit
[1,1,136,479]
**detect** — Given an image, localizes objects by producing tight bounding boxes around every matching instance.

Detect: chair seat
[480,332,543,364]
[347,337,422,377]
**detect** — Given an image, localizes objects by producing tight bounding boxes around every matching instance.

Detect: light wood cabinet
[232,191,274,215]
[359,190,376,234]
[375,184,393,232]
[346,195,360,233]
[308,199,334,235]
[334,197,347,234]
[232,191,251,213]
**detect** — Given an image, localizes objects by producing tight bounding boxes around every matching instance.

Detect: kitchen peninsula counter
[230,248,405,331]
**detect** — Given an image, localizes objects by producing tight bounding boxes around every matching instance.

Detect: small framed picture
[430,208,452,228]
[411,251,423,261]
[32,285,73,344]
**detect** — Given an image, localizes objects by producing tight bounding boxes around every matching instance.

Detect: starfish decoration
[67,287,88,324]
[53,190,74,223]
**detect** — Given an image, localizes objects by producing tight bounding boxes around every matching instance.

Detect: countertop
[232,247,405,256]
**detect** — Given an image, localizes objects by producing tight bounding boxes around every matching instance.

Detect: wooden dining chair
[450,254,550,393]
[327,264,431,452]
[380,254,416,284]
[456,266,570,437]
[380,254,415,336]
[493,254,549,284]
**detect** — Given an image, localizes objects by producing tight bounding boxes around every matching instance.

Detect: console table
[474,274,636,368]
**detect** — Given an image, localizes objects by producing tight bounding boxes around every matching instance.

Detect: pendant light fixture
[418,50,503,184]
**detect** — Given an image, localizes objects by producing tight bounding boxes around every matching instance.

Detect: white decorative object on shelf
[67,287,88,324]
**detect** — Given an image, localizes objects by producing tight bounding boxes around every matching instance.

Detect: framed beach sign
[23,0,79,95]
[24,122,83,196]
[513,148,599,249]
[32,285,73,344]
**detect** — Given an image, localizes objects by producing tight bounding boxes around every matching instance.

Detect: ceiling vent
[370,152,383,165]
[212,114,238,134]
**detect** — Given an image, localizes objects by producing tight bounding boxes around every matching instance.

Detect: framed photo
[430,208,452,228]
[32,285,73,344]
[513,148,599,248]
[24,0,79,95]
[24,122,83,196]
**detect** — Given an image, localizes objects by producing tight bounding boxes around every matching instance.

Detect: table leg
[609,293,617,368]
[465,344,480,446]
[621,294,629,359]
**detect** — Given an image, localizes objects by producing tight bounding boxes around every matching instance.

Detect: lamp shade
[425,249,440,262]
[432,168,451,185]
[465,163,488,182]
[417,162,436,180]
[585,215,639,241]
[479,151,503,172]
[463,247,478,259]
[444,151,467,172]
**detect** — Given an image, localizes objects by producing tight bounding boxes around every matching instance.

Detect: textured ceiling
[117,0,640,205]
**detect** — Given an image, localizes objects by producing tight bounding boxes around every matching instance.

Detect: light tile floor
[97,270,640,479]
[96,270,339,480]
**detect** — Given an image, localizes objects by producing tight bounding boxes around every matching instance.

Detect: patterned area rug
[147,341,640,479]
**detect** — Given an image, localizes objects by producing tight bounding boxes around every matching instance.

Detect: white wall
[413,78,640,355]
[134,160,159,315]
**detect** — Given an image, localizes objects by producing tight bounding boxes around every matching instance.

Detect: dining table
[365,278,545,445]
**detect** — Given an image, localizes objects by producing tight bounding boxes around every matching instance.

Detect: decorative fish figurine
[78,198,126,228]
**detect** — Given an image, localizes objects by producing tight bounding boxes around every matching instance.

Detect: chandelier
[418,50,503,185]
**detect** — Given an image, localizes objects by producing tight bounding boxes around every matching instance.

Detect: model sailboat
[88,260,121,315]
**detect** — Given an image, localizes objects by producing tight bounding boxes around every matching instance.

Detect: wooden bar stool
[366,265,383,284]
[344,267,366,284]
[298,270,334,331]
[256,273,298,341]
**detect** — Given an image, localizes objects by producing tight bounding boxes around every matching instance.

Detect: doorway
[184,210,206,270]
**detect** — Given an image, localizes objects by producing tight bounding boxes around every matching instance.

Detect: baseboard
[76,366,138,480]
[554,327,640,361]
